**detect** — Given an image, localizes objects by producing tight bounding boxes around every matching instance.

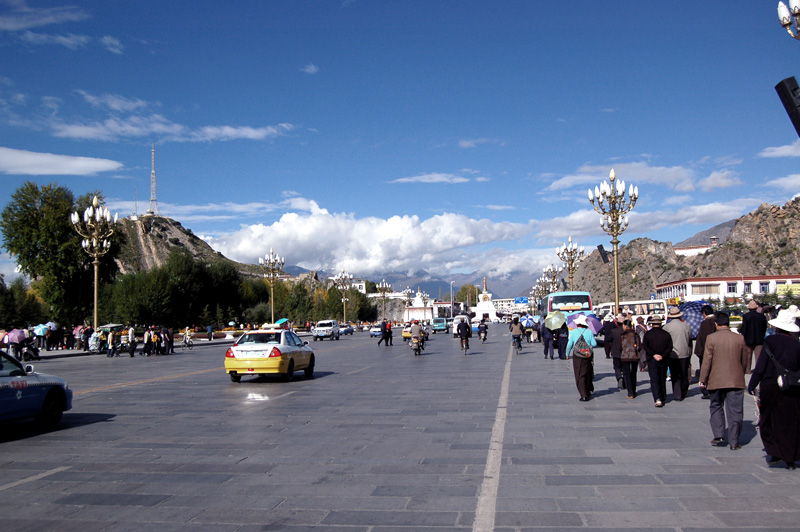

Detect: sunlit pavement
[2,330,798,531]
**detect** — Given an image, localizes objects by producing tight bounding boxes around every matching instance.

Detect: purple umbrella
[566,313,603,334]
[5,328,26,343]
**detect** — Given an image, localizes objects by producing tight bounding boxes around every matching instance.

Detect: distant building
[673,235,719,257]
[656,274,800,303]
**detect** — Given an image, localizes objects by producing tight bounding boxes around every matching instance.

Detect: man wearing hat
[699,312,749,450]
[642,314,673,407]
[663,307,693,401]
[739,300,767,372]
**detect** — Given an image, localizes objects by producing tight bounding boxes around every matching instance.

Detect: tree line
[0,182,383,330]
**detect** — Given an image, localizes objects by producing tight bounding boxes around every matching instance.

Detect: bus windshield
[550,294,592,312]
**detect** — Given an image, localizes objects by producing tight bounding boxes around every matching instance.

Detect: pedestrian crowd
[562,302,800,469]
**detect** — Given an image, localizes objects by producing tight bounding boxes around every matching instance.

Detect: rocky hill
[573,197,800,302]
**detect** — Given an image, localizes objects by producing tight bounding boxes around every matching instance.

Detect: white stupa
[473,277,499,322]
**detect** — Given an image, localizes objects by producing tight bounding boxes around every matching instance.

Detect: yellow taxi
[225,327,314,382]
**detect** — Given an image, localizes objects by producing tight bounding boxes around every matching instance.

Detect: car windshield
[550,295,591,311]
[240,333,280,344]
[0,350,25,377]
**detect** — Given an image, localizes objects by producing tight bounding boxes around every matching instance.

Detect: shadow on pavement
[0,413,116,443]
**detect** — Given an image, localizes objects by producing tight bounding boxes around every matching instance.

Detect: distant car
[340,324,354,335]
[369,326,382,337]
[312,320,340,341]
[402,323,429,339]
[0,349,73,428]
[432,317,448,334]
[225,328,315,382]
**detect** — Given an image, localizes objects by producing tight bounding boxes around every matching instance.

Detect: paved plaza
[1,330,799,531]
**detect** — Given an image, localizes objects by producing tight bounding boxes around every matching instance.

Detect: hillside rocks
[573,197,800,303]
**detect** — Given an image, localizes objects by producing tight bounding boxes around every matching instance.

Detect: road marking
[472,341,514,532]
[74,367,222,395]
[0,466,71,491]
[345,366,371,375]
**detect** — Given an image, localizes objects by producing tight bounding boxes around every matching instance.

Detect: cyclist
[457,318,472,351]
[509,317,525,350]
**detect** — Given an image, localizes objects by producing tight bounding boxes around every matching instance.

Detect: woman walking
[619,320,642,398]
[565,314,598,402]
[748,309,800,469]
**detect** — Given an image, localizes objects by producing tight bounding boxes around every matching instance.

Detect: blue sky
[2,1,800,283]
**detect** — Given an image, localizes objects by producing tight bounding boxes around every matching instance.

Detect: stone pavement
[1,329,798,531]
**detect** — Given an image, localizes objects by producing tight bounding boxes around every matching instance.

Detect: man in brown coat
[699,312,749,450]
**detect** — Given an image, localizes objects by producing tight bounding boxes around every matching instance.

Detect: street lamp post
[449,281,455,318]
[421,291,429,322]
[588,168,638,314]
[258,248,285,324]
[333,269,353,324]
[377,279,391,319]
[778,1,800,39]
[556,236,585,291]
[402,287,413,322]
[542,264,563,294]
[71,196,117,331]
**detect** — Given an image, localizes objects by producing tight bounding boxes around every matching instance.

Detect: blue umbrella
[520,315,535,327]
[34,324,49,336]
[678,300,710,338]
[275,318,289,325]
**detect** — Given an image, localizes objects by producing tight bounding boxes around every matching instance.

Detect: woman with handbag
[748,309,800,469]
[565,314,597,402]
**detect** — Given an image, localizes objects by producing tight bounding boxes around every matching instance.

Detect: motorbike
[409,336,422,356]
[479,330,487,343]
[21,337,40,361]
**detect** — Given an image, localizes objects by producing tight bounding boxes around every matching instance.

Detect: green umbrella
[544,311,566,331]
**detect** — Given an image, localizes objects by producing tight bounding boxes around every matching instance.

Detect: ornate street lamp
[542,264,563,294]
[333,269,353,324]
[402,286,413,322]
[449,281,455,318]
[778,1,800,39]
[588,168,638,314]
[421,291,429,322]
[258,248,285,324]
[71,196,117,331]
[556,236,585,291]
[377,279,391,319]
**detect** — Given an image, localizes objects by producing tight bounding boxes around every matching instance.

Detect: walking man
[642,314,673,407]
[693,304,716,399]
[377,319,388,346]
[739,300,767,373]
[608,314,625,389]
[699,312,749,450]
[663,307,693,401]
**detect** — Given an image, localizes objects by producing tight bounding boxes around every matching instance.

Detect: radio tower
[145,143,159,216]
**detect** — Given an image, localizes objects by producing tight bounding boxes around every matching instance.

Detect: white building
[656,274,800,303]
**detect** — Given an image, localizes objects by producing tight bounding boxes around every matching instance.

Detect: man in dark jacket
[642,315,673,407]
[601,315,617,359]
[693,305,716,399]
[739,300,767,374]
[608,314,625,389]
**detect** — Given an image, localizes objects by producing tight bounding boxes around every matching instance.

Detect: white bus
[595,299,668,322]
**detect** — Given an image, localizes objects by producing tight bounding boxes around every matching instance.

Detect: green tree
[0,182,117,324]
[455,284,480,304]
[285,283,312,324]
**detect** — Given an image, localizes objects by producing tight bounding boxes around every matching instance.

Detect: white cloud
[391,172,470,184]
[545,162,697,193]
[758,139,800,158]
[458,138,504,148]
[663,195,692,206]
[300,63,319,74]
[204,199,534,276]
[765,173,800,191]
[0,2,89,32]
[101,35,123,54]
[697,169,741,191]
[0,146,123,175]
[76,91,149,112]
[20,30,89,49]
[485,205,515,211]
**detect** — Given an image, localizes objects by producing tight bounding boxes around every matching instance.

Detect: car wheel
[313,337,317,341]
[304,354,315,378]
[229,373,241,383]
[36,390,65,428]
[285,360,295,381]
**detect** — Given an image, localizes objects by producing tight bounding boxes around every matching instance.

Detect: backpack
[620,331,640,361]
[763,343,800,391]
[571,330,593,358]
